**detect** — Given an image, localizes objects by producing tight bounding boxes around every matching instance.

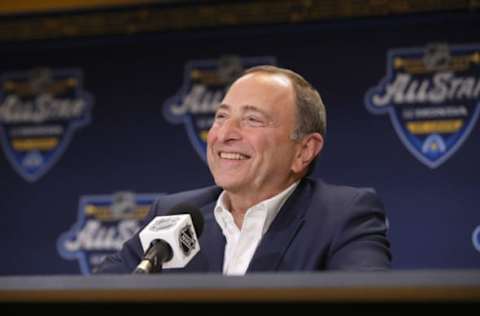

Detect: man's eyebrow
[216,104,230,111]
[215,104,272,120]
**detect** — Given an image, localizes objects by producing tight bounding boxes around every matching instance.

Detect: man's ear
[291,133,324,174]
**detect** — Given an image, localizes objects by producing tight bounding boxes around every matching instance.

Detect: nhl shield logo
[179,224,196,257]
[0,67,93,181]
[163,56,276,161]
[365,43,480,168]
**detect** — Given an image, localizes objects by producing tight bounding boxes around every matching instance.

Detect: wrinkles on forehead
[217,72,296,130]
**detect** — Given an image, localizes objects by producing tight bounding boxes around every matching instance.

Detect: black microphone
[133,203,204,274]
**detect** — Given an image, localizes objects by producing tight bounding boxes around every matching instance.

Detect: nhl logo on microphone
[149,217,179,231]
[139,214,201,269]
[179,224,196,257]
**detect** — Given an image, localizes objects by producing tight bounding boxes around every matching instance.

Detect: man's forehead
[237,72,291,88]
[222,73,293,104]
[217,72,295,116]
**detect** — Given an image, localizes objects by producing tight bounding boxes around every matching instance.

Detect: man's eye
[245,116,264,126]
[215,113,227,120]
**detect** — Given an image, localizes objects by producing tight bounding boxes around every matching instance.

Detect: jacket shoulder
[305,178,385,218]
[310,178,376,196]
[151,185,221,216]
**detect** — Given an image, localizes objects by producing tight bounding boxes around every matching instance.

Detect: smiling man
[96,66,391,275]
[207,70,322,227]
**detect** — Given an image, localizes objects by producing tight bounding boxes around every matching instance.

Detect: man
[96,65,391,274]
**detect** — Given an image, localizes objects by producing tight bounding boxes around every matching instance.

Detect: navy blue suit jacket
[95,178,391,273]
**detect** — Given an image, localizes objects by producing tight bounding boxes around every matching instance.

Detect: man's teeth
[219,152,248,160]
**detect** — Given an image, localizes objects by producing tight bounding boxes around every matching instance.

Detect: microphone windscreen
[168,203,204,237]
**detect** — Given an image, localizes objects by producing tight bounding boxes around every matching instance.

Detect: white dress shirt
[213,181,299,275]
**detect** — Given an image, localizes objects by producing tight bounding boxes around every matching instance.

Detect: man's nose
[218,117,242,142]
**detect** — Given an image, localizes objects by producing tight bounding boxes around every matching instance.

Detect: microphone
[133,203,204,274]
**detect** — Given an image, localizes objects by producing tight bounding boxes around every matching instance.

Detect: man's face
[206,72,301,198]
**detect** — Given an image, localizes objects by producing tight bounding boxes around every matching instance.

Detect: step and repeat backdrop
[0,12,479,275]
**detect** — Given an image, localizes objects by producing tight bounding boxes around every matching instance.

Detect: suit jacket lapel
[247,179,312,272]
[199,202,225,272]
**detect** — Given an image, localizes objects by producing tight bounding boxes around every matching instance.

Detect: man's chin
[214,178,245,193]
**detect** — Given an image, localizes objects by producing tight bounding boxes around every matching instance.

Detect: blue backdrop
[0,11,479,275]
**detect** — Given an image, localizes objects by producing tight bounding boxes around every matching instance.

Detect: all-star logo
[57,191,161,275]
[365,43,480,168]
[163,55,276,161]
[473,225,480,253]
[0,67,93,182]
